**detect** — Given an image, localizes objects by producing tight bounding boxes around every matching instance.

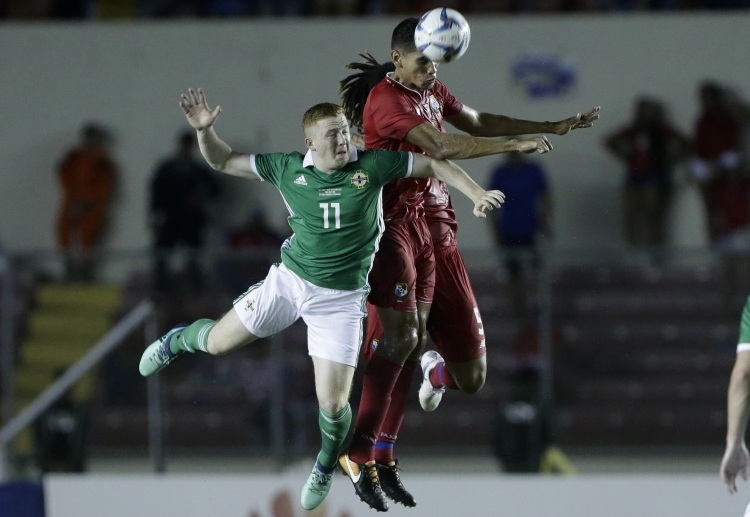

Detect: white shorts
[233,263,368,367]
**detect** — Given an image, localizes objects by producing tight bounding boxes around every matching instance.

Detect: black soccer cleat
[377,459,416,507]
[338,452,389,512]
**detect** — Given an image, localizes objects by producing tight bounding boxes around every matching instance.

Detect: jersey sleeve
[738,296,750,352]
[436,81,464,117]
[252,152,292,186]
[369,88,427,142]
[363,149,413,185]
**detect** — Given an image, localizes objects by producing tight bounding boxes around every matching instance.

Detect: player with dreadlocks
[336,17,600,512]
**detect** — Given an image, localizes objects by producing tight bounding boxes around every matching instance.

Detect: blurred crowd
[2,0,749,19]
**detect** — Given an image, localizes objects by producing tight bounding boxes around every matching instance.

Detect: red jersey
[611,124,682,177]
[423,178,458,247]
[694,110,739,160]
[363,74,463,223]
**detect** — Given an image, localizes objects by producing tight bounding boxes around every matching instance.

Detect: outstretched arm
[410,154,504,218]
[722,350,750,494]
[446,105,601,137]
[405,123,553,161]
[179,88,258,180]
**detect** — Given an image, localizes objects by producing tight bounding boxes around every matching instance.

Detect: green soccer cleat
[300,461,334,511]
[139,323,188,377]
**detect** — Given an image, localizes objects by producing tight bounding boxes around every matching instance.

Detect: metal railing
[0,299,158,481]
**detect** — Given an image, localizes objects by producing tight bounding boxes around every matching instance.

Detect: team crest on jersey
[245,298,256,312]
[429,95,440,114]
[371,338,379,352]
[350,170,369,189]
[394,283,409,298]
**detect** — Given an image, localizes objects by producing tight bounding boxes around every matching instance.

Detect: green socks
[317,403,352,469]
[169,319,215,354]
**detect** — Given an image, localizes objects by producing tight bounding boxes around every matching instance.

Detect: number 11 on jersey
[320,202,341,229]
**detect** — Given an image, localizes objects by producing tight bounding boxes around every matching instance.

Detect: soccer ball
[414,7,471,63]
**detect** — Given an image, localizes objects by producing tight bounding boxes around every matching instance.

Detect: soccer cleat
[338,452,389,512]
[376,459,416,507]
[300,462,334,511]
[138,323,188,377]
[418,350,446,412]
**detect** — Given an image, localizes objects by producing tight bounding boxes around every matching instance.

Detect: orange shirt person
[56,123,116,281]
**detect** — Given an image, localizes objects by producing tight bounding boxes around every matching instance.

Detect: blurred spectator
[487,151,551,319]
[603,97,690,247]
[216,208,284,292]
[225,209,284,249]
[149,130,219,293]
[689,82,750,308]
[56,122,117,282]
[689,81,745,243]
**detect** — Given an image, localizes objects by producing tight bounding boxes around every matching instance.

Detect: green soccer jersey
[739,296,750,347]
[253,148,412,291]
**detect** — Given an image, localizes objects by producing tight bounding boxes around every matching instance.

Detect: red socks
[349,355,402,464]
[373,358,419,464]
[429,361,459,390]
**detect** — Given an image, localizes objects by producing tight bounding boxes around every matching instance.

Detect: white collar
[303,143,359,168]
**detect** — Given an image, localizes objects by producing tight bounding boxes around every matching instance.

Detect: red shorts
[367,218,435,313]
[426,244,486,363]
[363,245,485,364]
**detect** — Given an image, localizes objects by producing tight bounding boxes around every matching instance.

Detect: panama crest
[394,283,409,298]
[429,94,440,114]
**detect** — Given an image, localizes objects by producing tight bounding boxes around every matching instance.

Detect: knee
[378,317,419,362]
[458,375,485,394]
[406,328,429,362]
[205,341,223,355]
[205,333,229,356]
[396,320,419,349]
[319,396,348,415]
[452,363,487,394]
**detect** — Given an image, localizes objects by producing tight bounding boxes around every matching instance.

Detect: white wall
[2,14,749,255]
[44,472,749,517]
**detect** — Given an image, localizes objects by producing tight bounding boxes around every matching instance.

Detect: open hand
[552,106,601,135]
[179,88,222,130]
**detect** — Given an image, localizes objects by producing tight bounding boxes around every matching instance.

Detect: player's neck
[391,72,424,93]
[312,159,336,174]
